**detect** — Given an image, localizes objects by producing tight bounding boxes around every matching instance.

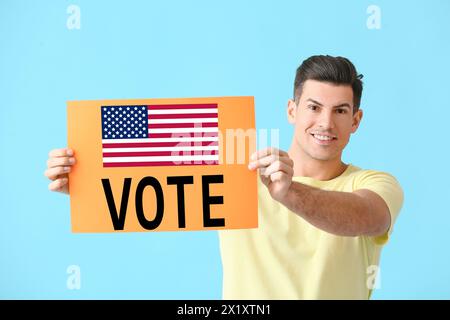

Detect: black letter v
[101,178,132,230]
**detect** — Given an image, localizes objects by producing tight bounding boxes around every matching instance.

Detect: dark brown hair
[294,55,364,113]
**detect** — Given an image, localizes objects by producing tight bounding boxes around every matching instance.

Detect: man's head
[287,55,364,162]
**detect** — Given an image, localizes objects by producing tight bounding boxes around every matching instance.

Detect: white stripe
[149,128,218,133]
[103,155,219,163]
[102,137,219,143]
[103,146,219,152]
[148,108,217,115]
[148,118,218,124]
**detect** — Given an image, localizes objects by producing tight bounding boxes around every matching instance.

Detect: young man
[45,55,403,299]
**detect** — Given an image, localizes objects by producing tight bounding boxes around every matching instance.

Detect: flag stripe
[148,132,218,139]
[148,118,218,124]
[104,160,218,167]
[148,104,217,110]
[149,113,218,119]
[103,146,219,153]
[102,136,218,143]
[148,108,217,115]
[103,150,219,157]
[102,141,216,148]
[103,155,219,163]
[148,127,218,133]
[148,122,218,129]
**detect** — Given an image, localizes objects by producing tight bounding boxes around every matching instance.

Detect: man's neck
[287,145,348,181]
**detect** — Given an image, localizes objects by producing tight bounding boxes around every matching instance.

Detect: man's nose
[317,111,335,129]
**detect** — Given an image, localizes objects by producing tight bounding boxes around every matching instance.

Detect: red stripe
[103,160,219,167]
[149,122,218,129]
[103,150,218,157]
[148,132,218,138]
[147,104,217,110]
[103,141,218,148]
[148,113,218,119]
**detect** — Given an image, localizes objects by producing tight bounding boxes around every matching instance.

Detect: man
[45,55,403,299]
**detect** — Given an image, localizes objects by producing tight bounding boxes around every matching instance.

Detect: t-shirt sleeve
[353,170,404,245]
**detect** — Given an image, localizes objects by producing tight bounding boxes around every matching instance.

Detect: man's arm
[248,147,390,237]
[280,182,390,237]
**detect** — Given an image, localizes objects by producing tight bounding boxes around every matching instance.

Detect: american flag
[101,104,219,167]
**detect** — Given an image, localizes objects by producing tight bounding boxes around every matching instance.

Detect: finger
[259,174,270,187]
[49,148,74,158]
[259,160,294,177]
[250,147,288,161]
[249,155,292,170]
[48,178,68,191]
[47,157,76,169]
[44,166,70,180]
[269,171,288,183]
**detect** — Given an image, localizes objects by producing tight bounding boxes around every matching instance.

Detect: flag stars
[102,105,148,139]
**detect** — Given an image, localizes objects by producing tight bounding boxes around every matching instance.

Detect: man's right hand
[44,148,76,194]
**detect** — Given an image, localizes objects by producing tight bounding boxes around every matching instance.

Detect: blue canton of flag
[101,105,148,139]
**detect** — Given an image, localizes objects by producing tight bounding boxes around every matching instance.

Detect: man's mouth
[310,133,337,144]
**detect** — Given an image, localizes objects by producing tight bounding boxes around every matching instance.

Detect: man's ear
[351,109,363,133]
[287,99,297,124]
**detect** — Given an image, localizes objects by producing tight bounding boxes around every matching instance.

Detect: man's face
[287,80,363,161]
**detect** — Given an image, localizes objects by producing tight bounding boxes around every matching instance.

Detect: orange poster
[67,96,258,233]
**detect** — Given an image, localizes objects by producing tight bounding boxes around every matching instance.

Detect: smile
[310,133,337,145]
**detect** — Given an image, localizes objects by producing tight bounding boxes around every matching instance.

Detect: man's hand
[44,148,76,194]
[248,147,294,202]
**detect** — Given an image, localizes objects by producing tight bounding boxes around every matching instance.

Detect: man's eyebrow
[333,103,351,109]
[306,98,323,106]
[306,99,351,109]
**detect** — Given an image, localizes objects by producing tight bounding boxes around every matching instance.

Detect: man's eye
[336,109,347,114]
[308,105,319,111]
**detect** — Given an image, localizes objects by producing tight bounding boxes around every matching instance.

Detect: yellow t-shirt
[219,164,404,299]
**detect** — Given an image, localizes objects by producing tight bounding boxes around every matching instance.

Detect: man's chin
[308,151,339,162]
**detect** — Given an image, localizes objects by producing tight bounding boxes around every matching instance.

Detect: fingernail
[64,166,70,172]
[67,149,73,156]
[69,158,75,164]
[248,163,254,170]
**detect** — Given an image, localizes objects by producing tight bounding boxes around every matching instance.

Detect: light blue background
[1,0,449,299]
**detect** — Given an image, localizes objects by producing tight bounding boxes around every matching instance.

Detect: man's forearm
[279,181,378,237]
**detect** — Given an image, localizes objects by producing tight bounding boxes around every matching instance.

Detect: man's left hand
[248,147,294,202]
